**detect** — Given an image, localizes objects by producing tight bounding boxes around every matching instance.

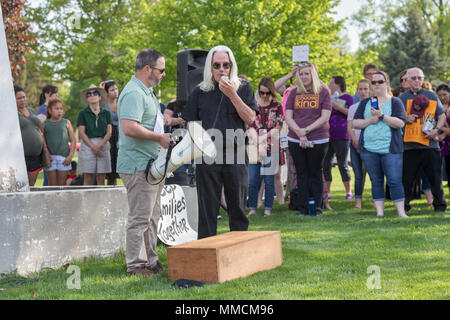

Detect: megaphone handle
[145,141,175,185]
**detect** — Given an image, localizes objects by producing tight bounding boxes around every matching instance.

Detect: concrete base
[0,186,129,276]
[0,185,199,276]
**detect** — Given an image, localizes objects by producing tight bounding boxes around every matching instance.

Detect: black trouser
[288,141,329,215]
[196,163,249,239]
[323,140,351,183]
[403,149,446,212]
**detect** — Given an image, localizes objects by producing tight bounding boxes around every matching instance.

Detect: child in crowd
[347,79,371,209]
[43,99,77,186]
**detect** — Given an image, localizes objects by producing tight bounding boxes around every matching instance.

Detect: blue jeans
[350,144,366,198]
[247,154,275,210]
[360,149,404,202]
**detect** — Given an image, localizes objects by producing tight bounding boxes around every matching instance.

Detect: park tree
[380,5,445,85]
[352,0,449,84]
[142,0,374,96]
[1,0,35,80]
[28,0,374,116]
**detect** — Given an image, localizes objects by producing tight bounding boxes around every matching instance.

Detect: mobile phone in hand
[371,96,379,110]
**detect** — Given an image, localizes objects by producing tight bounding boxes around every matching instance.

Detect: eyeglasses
[400,78,407,83]
[212,62,232,70]
[259,91,271,96]
[86,91,100,97]
[371,80,386,85]
[410,76,424,81]
[150,66,165,74]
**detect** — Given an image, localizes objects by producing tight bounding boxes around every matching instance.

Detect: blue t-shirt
[354,97,406,154]
[363,99,392,154]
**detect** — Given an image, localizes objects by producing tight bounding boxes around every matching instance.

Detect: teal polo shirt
[77,107,112,138]
[117,75,161,174]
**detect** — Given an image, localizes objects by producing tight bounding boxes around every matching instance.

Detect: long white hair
[199,45,241,92]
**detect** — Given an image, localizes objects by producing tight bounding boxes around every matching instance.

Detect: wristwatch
[378,114,385,121]
[305,128,310,135]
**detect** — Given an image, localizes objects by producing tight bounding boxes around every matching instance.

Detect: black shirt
[181,80,258,136]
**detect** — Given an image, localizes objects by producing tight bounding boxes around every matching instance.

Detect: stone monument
[0,6,29,193]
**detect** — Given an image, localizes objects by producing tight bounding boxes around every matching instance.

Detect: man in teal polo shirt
[118,48,171,277]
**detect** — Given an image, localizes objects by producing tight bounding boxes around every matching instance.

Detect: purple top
[440,117,450,156]
[285,86,332,141]
[329,93,353,141]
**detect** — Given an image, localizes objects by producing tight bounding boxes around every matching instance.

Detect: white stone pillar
[0,7,29,192]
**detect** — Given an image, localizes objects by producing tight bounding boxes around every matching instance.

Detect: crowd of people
[13,46,449,277]
[14,62,450,218]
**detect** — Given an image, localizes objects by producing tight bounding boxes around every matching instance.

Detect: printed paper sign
[157,184,197,246]
[293,45,309,62]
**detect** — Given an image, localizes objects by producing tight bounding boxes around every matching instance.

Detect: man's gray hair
[406,67,424,79]
[135,48,164,72]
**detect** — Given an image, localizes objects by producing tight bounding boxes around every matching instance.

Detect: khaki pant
[120,170,164,272]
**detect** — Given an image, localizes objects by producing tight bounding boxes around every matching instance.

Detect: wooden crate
[167,231,282,283]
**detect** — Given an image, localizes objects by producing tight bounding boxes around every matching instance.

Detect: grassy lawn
[1,167,449,300]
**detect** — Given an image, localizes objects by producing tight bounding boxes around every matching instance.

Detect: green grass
[1,168,449,300]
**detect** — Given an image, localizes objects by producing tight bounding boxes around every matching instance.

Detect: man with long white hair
[182,45,258,239]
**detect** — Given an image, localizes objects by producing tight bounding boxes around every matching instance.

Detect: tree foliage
[380,5,445,85]
[352,0,449,84]
[1,0,35,79]
[27,0,375,120]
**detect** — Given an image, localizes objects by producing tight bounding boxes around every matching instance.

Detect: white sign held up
[293,45,309,62]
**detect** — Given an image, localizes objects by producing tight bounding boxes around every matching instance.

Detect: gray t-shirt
[18,108,44,157]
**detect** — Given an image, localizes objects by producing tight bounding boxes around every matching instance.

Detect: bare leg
[83,173,93,185]
[27,171,39,186]
[57,170,68,186]
[424,189,433,206]
[46,170,57,186]
[96,173,106,186]
[374,200,384,217]
[395,200,408,218]
[274,167,284,205]
[344,180,351,194]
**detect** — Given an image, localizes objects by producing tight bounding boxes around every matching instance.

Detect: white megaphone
[150,121,217,180]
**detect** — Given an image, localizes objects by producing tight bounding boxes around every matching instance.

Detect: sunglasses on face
[371,80,386,85]
[400,78,407,83]
[410,76,424,81]
[212,62,231,70]
[150,66,165,74]
[259,91,271,96]
[86,91,100,97]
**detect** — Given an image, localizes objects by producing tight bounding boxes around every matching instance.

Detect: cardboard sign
[157,184,197,246]
[293,45,309,62]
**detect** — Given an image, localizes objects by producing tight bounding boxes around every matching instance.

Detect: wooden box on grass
[167,231,282,283]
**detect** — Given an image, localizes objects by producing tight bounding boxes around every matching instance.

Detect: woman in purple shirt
[323,76,354,201]
[285,62,332,216]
